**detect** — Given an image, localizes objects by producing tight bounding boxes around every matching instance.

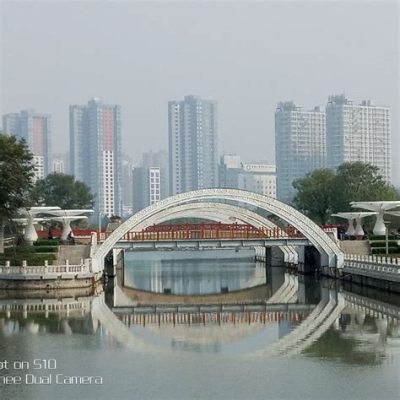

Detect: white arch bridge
[93,189,344,271]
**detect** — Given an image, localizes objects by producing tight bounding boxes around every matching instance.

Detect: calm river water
[0,250,399,400]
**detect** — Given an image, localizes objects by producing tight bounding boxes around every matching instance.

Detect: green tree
[292,169,335,225]
[31,173,95,209]
[331,162,399,213]
[292,162,399,225]
[0,134,35,253]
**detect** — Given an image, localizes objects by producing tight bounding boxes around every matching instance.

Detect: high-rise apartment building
[2,110,51,181]
[168,95,218,195]
[69,98,122,217]
[326,95,391,182]
[275,102,326,203]
[132,150,168,213]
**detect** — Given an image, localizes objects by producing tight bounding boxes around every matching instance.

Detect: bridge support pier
[297,246,321,275]
[266,247,285,266]
[104,249,124,278]
[297,275,321,304]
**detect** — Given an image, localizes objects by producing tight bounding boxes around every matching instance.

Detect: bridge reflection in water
[0,279,399,360]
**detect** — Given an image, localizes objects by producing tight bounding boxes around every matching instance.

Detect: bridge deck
[113,238,309,250]
[112,303,315,315]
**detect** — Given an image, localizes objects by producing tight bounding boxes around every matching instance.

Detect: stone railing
[344,254,400,275]
[0,258,92,276]
[345,253,400,266]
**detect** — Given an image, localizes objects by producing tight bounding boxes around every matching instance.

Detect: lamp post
[98,211,102,241]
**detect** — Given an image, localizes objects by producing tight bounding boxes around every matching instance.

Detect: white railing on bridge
[0,258,92,276]
[345,253,400,266]
[344,253,400,275]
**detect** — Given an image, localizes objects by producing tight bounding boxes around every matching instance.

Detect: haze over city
[1,0,399,184]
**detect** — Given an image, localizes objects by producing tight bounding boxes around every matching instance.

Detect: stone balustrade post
[5,260,10,268]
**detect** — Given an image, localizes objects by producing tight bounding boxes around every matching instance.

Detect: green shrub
[6,245,36,254]
[370,241,398,248]
[34,239,59,246]
[369,235,397,241]
[0,253,57,266]
[34,246,58,253]
[371,247,399,254]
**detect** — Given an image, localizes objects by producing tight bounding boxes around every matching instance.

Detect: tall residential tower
[275,102,326,203]
[168,95,218,195]
[69,98,122,217]
[326,94,391,182]
[2,110,51,181]
[132,150,168,213]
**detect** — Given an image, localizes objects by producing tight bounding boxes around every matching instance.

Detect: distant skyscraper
[2,110,51,181]
[219,155,276,198]
[168,95,218,195]
[132,150,168,213]
[121,155,134,218]
[219,154,242,189]
[69,98,122,217]
[52,152,69,175]
[52,158,65,174]
[275,102,326,203]
[326,95,391,182]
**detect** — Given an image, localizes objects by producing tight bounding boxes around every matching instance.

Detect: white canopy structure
[351,201,400,236]
[17,207,60,242]
[331,212,376,237]
[46,209,93,240]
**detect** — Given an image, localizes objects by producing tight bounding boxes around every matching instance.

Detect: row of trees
[292,162,400,225]
[0,134,94,252]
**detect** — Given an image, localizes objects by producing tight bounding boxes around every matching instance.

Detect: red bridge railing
[105,223,304,241]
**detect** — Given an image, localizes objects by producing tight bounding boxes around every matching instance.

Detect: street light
[98,211,103,241]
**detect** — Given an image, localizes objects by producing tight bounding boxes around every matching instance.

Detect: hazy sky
[1,1,399,184]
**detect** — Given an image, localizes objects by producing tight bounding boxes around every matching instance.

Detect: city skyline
[1,1,398,185]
